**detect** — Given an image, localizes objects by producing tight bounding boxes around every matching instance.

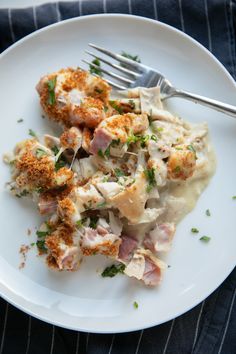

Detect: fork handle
[173,89,236,118]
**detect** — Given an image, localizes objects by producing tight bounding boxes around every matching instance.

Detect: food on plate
[4,67,216,286]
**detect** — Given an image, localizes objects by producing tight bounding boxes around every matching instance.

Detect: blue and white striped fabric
[0,1,236,353]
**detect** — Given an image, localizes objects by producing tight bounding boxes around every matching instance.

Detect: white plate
[0,14,236,333]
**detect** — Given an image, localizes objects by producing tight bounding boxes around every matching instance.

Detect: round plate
[0,14,236,333]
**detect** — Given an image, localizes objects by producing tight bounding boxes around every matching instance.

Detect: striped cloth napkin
[0,1,236,353]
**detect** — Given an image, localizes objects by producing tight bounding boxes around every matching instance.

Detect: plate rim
[0,13,236,333]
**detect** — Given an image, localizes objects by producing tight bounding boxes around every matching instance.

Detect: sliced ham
[118,235,138,262]
[57,244,81,271]
[124,248,166,286]
[144,223,175,253]
[81,226,121,257]
[38,196,58,215]
[89,113,149,155]
[89,128,113,155]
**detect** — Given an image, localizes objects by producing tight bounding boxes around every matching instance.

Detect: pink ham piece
[143,223,175,253]
[38,196,58,215]
[142,256,162,286]
[81,226,121,257]
[118,235,138,262]
[57,245,81,271]
[89,113,149,155]
[89,128,113,155]
[124,249,166,286]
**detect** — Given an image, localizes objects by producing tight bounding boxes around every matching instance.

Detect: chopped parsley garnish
[102,176,109,182]
[127,133,149,147]
[36,148,47,158]
[111,139,121,146]
[36,230,49,238]
[109,100,123,114]
[121,51,141,67]
[36,229,49,252]
[144,168,156,192]
[53,147,67,170]
[97,201,106,208]
[104,146,110,158]
[200,236,211,242]
[191,228,199,233]
[55,159,66,171]
[76,218,87,228]
[97,146,110,158]
[232,196,236,200]
[30,243,35,247]
[28,129,37,138]
[114,168,125,177]
[129,100,135,110]
[173,166,181,173]
[98,149,104,158]
[187,144,196,153]
[16,190,29,198]
[51,146,59,155]
[17,118,23,123]
[151,134,157,142]
[104,106,109,113]
[101,263,125,278]
[89,58,102,76]
[89,216,98,229]
[47,76,57,105]
[205,209,211,216]
[36,240,47,252]
[133,301,139,309]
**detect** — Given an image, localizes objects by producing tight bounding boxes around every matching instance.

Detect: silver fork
[83,43,236,118]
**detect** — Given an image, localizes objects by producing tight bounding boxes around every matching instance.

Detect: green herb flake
[174,166,181,173]
[151,134,157,142]
[144,168,156,192]
[47,76,57,105]
[36,240,47,252]
[121,51,141,67]
[187,144,196,153]
[89,58,102,76]
[16,190,29,198]
[98,149,104,158]
[101,263,125,278]
[109,100,123,114]
[104,146,110,158]
[17,118,23,123]
[114,168,125,177]
[111,139,121,147]
[200,236,211,242]
[191,228,199,233]
[206,209,211,216]
[55,159,66,171]
[104,106,109,113]
[133,301,139,309]
[36,230,49,238]
[76,218,87,228]
[89,216,98,229]
[36,148,47,159]
[232,196,236,200]
[129,100,135,110]
[30,242,35,247]
[28,129,37,138]
[97,201,106,208]
[51,146,59,156]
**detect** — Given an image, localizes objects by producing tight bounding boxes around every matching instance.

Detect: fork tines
[83,43,143,90]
